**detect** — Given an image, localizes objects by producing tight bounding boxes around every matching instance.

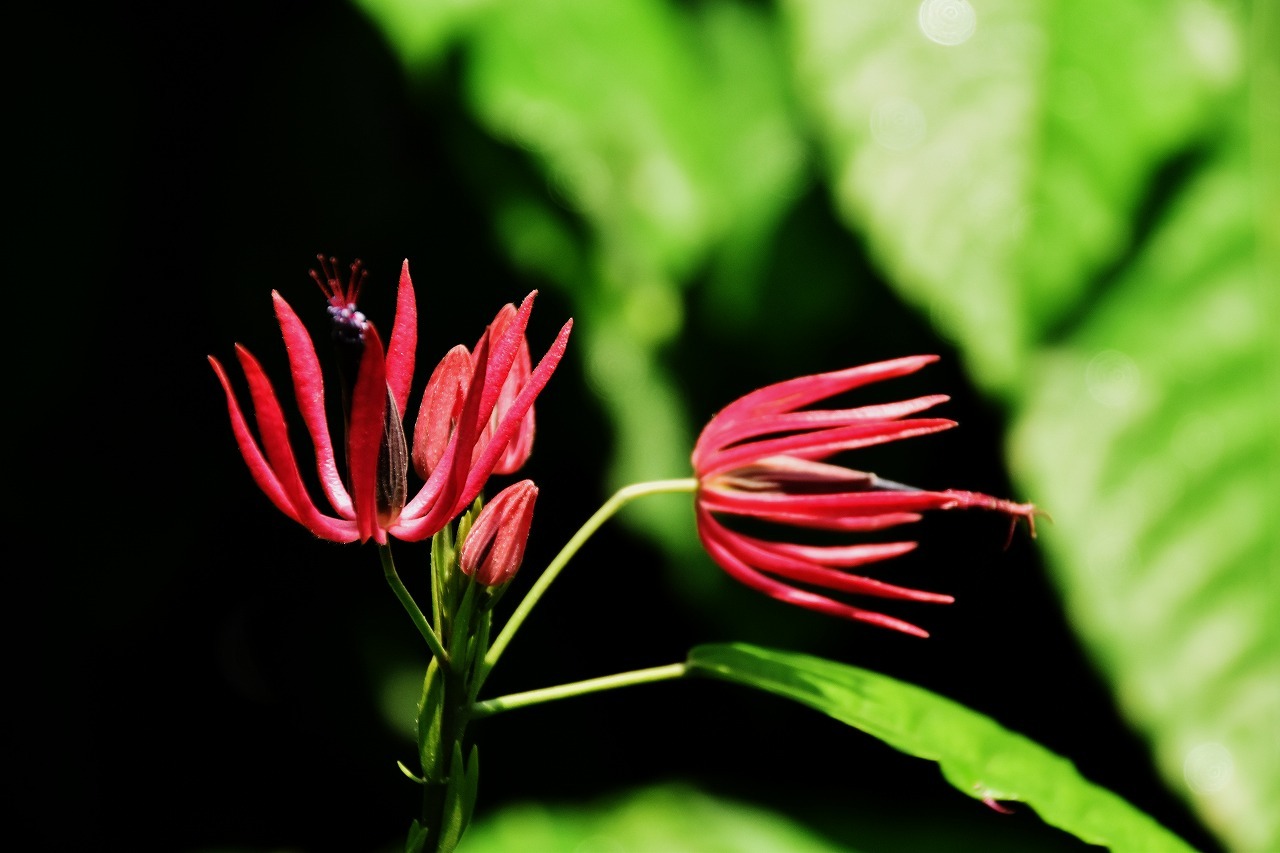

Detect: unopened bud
[459,480,538,587]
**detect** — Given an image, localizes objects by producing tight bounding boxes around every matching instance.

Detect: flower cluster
[692,355,1038,637]
[209,257,572,545]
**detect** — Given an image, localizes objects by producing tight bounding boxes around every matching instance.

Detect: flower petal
[209,354,298,521]
[693,394,949,471]
[696,507,930,637]
[694,355,939,462]
[230,345,358,542]
[348,324,389,543]
[709,522,952,603]
[460,317,572,506]
[386,259,418,418]
[412,344,473,479]
[272,291,353,518]
[699,418,955,480]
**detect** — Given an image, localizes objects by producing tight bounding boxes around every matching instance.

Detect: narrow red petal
[460,317,572,506]
[386,259,418,418]
[272,292,354,518]
[693,394,949,470]
[696,509,929,637]
[411,344,473,479]
[209,355,298,521]
[698,485,962,518]
[348,325,389,543]
[694,356,938,462]
[232,346,358,542]
[700,419,955,479]
[395,335,494,540]
[714,527,951,603]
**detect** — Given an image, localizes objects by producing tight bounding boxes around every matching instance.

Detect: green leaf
[1008,127,1280,852]
[782,0,1239,391]
[351,0,492,73]
[459,783,852,853]
[406,818,429,853]
[687,642,1199,853]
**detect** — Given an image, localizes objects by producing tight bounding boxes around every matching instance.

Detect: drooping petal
[272,291,353,518]
[231,345,358,542]
[708,522,951,603]
[385,259,418,418]
[696,507,930,637]
[209,354,298,522]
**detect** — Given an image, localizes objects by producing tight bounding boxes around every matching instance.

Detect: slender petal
[460,317,572,505]
[412,345,473,479]
[228,345,358,542]
[386,259,417,418]
[208,355,298,521]
[272,291,353,517]
[694,355,939,463]
[699,419,956,479]
[696,508,931,637]
[348,325,389,543]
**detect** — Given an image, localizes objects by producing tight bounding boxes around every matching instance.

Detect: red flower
[209,258,572,545]
[693,355,1037,637]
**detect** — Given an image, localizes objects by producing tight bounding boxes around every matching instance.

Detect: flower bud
[459,480,538,587]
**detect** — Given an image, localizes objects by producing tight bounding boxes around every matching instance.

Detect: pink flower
[209,257,572,545]
[460,479,538,587]
[693,355,1038,637]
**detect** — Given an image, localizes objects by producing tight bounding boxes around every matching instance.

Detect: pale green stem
[480,478,698,679]
[379,543,449,665]
[469,663,688,720]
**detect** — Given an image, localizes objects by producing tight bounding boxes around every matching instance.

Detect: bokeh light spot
[1085,349,1140,408]
[918,0,977,46]
[1184,741,1234,794]
[870,97,927,151]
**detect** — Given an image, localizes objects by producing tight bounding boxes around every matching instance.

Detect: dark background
[32,2,1223,851]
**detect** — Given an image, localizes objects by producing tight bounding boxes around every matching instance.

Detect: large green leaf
[458,783,851,853]
[688,643,1200,852]
[782,0,1239,391]
[1008,129,1280,852]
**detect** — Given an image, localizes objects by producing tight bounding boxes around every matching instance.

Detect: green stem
[480,478,698,679]
[380,543,449,665]
[469,663,688,720]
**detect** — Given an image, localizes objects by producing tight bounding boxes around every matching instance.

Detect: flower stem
[480,478,697,679]
[380,543,449,665]
[469,663,688,720]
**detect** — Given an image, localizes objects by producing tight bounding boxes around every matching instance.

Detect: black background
[30,2,1223,851]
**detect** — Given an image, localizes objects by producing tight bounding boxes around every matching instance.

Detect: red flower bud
[460,480,538,587]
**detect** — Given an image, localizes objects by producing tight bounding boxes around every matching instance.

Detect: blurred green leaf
[782,0,1239,390]
[456,0,808,566]
[460,783,851,853]
[1008,127,1280,852]
[689,643,1200,852]
[352,0,492,72]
